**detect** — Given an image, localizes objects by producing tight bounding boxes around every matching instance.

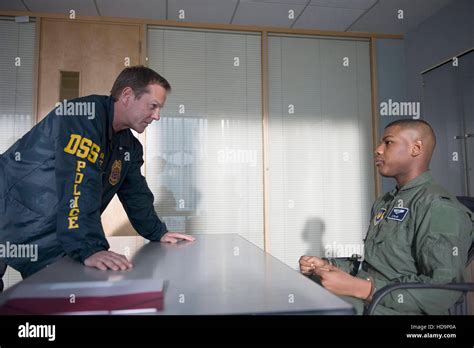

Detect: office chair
[0,261,6,292]
[364,196,474,315]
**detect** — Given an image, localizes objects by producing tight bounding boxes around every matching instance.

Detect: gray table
[0,234,354,315]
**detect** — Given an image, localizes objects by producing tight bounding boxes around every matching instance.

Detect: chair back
[451,196,474,314]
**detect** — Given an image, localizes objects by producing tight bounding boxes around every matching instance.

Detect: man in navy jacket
[0,66,194,286]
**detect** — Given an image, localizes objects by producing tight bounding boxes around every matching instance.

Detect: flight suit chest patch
[374,208,387,226]
[387,207,409,221]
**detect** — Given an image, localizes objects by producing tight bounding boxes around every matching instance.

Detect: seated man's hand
[299,255,328,276]
[160,232,196,244]
[84,250,133,271]
[313,264,371,299]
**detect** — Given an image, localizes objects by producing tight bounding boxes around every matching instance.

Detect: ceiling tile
[0,0,28,11]
[2,0,457,37]
[232,1,306,27]
[168,0,238,23]
[349,0,454,34]
[241,0,309,4]
[294,5,364,30]
[23,0,98,16]
[310,0,376,10]
[96,0,166,20]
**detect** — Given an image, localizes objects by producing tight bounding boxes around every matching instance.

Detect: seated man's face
[375,125,414,178]
[126,84,167,133]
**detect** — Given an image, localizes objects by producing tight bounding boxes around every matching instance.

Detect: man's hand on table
[299,255,329,276]
[83,233,195,271]
[312,264,372,300]
[84,250,133,271]
[160,232,196,244]
[299,255,371,300]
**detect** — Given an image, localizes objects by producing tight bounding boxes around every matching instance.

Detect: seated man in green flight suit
[300,119,473,315]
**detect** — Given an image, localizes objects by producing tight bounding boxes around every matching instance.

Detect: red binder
[0,279,164,315]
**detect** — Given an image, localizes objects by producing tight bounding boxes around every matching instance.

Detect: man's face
[375,125,415,178]
[124,84,167,133]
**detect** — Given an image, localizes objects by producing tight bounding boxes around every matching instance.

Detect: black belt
[362,260,370,272]
[349,254,363,276]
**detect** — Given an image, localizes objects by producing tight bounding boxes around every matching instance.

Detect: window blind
[0,18,35,154]
[0,17,36,289]
[267,34,374,269]
[146,27,264,248]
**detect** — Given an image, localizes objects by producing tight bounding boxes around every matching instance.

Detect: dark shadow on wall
[302,217,326,258]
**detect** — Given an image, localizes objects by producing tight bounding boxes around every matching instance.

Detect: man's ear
[411,140,423,157]
[120,87,134,105]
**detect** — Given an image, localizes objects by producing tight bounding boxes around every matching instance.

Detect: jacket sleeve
[360,200,473,314]
[117,141,168,241]
[54,104,109,263]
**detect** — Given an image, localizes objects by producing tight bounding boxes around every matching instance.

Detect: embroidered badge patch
[109,160,122,186]
[387,207,409,221]
[374,208,387,226]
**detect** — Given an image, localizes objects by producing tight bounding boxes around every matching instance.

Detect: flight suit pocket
[376,220,416,274]
[374,215,413,246]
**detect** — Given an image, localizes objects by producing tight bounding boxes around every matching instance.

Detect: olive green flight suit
[334,171,473,315]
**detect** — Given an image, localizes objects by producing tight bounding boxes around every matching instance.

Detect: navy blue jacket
[0,95,167,277]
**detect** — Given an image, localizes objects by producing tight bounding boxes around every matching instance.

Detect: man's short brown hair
[110,66,171,101]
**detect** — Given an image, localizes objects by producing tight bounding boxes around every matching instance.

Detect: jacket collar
[390,170,433,196]
[107,96,132,148]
